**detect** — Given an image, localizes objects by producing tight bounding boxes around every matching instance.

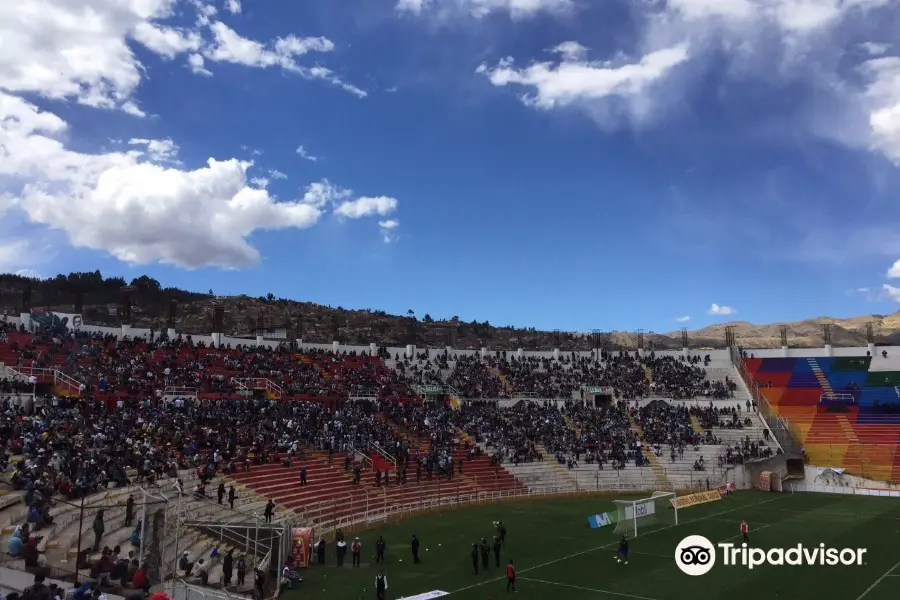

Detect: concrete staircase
[535,443,579,490]
[808,358,836,399]
[626,412,668,488]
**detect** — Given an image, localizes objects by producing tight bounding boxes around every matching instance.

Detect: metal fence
[0,481,169,584]
[300,471,733,538]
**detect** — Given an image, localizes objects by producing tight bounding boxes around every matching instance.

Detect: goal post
[612,491,678,538]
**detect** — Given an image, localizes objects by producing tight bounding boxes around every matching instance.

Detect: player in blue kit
[616,536,629,565]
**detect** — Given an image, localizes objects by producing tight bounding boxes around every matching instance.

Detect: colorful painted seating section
[744,356,900,482]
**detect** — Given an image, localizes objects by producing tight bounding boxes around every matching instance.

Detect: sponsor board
[587,512,614,529]
[717,482,735,494]
[669,490,722,509]
[675,534,867,576]
[623,499,656,520]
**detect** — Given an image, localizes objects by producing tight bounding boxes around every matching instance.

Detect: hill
[0,271,895,350]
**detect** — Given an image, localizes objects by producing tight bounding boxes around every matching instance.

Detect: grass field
[284,490,900,600]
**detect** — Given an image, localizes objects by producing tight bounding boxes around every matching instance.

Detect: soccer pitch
[286,490,900,600]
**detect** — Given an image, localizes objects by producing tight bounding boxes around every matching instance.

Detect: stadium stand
[742,354,900,482]
[0,314,781,598]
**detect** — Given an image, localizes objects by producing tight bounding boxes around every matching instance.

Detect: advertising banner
[587,512,614,529]
[291,527,313,567]
[669,490,722,509]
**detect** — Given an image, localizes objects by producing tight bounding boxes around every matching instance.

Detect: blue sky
[2,0,900,333]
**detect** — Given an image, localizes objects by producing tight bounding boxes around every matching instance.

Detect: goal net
[612,491,678,538]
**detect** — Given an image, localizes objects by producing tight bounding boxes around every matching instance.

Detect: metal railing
[347,444,374,469]
[820,392,856,403]
[291,465,731,533]
[368,442,398,469]
[8,365,81,397]
[231,378,283,399]
[728,346,802,456]
[300,471,731,538]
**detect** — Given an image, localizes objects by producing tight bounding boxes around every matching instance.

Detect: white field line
[854,559,900,600]
[448,494,789,596]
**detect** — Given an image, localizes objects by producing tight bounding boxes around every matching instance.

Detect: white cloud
[188,53,213,76]
[477,44,690,123]
[303,180,352,209]
[128,138,180,163]
[551,41,588,61]
[226,0,241,14]
[132,22,202,59]
[675,315,690,322]
[14,269,44,280]
[378,219,400,243]
[268,169,288,179]
[250,177,269,189]
[637,0,900,162]
[334,196,398,219]
[859,42,891,56]
[192,1,218,26]
[397,0,426,12]
[203,22,366,96]
[861,57,900,164]
[0,241,30,273]
[465,0,900,163]
[882,284,900,302]
[708,303,736,316]
[205,22,332,68]
[296,146,318,162]
[0,0,365,119]
[397,0,573,18]
[0,0,176,115]
[857,287,871,293]
[887,259,900,278]
[0,92,399,269]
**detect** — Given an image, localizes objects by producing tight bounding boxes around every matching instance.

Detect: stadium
[2,285,900,600]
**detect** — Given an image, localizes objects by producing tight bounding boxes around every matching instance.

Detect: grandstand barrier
[369,442,398,470]
[231,378,283,399]
[730,346,802,456]
[301,472,734,538]
[348,396,378,403]
[288,467,729,536]
[348,444,374,469]
[820,392,856,404]
[7,366,81,397]
[163,387,198,402]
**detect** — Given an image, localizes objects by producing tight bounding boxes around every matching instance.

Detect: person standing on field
[506,559,516,593]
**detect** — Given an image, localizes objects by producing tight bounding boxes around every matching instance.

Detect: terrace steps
[534,443,579,489]
[626,412,667,486]
[689,415,705,435]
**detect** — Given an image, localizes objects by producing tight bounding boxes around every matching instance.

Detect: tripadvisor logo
[674,535,867,576]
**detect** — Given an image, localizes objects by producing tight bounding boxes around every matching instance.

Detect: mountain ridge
[1,271,897,350]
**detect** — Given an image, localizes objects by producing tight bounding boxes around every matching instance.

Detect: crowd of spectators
[1,317,748,406]
[390,348,736,401]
